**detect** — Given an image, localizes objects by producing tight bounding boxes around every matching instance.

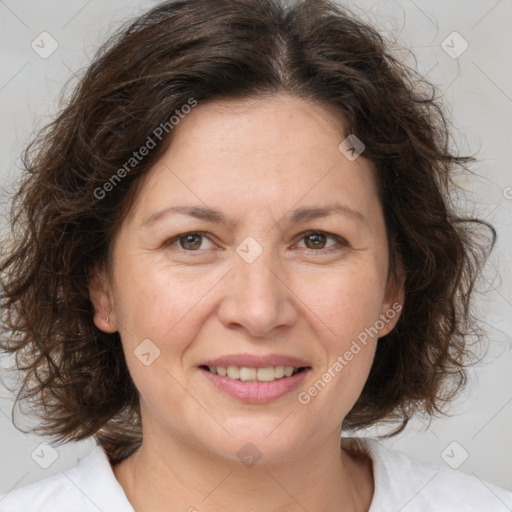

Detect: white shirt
[1,438,511,511]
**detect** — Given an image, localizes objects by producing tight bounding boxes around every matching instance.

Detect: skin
[89,92,404,512]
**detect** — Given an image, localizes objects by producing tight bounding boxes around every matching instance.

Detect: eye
[163,231,215,251]
[162,230,347,256]
[295,231,347,254]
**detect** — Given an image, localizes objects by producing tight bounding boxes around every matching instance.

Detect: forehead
[125,93,380,227]
[167,93,347,160]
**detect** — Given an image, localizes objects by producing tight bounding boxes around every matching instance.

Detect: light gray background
[1,0,511,498]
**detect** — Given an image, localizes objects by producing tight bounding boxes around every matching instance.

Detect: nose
[217,251,298,338]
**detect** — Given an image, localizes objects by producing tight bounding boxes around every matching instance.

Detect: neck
[113,431,374,512]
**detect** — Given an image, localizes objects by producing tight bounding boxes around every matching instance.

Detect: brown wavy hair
[0,0,495,464]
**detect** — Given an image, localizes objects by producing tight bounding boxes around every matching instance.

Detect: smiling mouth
[199,365,308,383]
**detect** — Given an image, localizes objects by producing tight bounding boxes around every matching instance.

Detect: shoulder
[349,437,512,512]
[0,445,134,512]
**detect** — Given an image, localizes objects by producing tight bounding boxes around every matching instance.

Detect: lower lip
[199,368,310,403]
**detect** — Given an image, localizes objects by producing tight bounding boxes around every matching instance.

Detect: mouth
[199,364,308,382]
[197,356,312,403]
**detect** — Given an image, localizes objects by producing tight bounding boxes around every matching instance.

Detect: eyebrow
[141,205,232,228]
[140,203,368,229]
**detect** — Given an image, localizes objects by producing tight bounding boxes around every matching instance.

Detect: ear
[377,261,405,338]
[89,266,118,333]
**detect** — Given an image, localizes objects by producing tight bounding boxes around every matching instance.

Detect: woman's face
[91,93,403,464]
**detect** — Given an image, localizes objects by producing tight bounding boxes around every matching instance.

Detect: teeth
[257,367,275,382]
[227,366,240,379]
[274,365,285,379]
[284,366,294,377]
[239,367,257,381]
[207,365,300,382]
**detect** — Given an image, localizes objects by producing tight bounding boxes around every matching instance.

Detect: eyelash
[162,230,348,256]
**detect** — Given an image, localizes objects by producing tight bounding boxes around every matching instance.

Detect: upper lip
[200,354,311,368]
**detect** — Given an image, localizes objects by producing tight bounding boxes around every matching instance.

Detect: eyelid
[162,231,216,252]
[293,230,348,254]
[162,230,348,254]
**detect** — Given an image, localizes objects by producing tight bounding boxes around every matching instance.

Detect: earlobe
[378,263,405,338]
[377,300,403,337]
[89,272,118,333]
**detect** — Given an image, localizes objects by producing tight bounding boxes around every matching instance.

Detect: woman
[1,0,510,510]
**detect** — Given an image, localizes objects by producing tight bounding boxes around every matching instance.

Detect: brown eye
[163,232,215,252]
[303,232,328,250]
[295,231,347,255]
[179,233,203,250]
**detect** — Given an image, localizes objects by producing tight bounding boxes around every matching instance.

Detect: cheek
[114,275,206,342]
[111,259,231,382]
[295,267,384,405]
[300,265,387,340]
[111,267,210,417]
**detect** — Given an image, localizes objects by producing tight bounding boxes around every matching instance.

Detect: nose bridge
[239,248,281,300]
[217,238,298,336]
